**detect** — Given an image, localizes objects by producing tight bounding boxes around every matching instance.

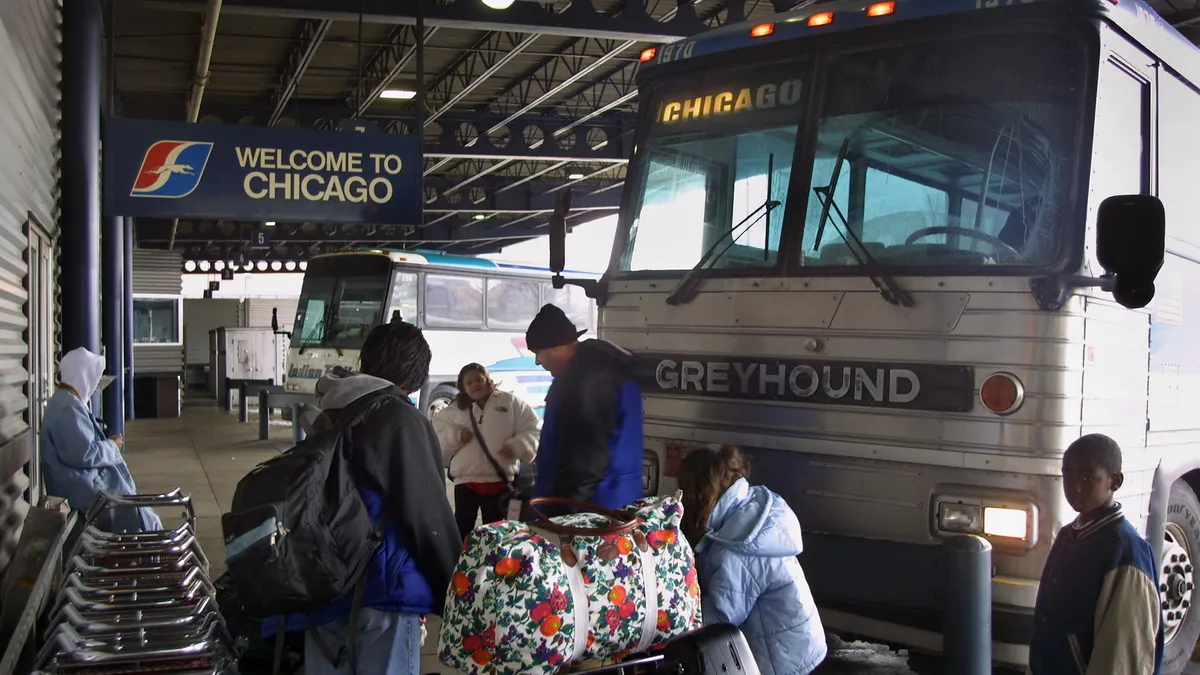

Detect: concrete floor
[122,395,1198,674]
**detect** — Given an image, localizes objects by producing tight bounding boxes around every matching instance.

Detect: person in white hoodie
[433,363,541,536]
[40,347,162,533]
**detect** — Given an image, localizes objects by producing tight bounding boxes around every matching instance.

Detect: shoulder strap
[330,389,401,434]
[469,411,512,487]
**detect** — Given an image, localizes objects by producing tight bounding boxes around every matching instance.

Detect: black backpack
[221,391,394,619]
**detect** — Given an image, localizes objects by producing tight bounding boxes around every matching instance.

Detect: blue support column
[124,218,136,419]
[102,213,124,435]
[60,0,103,409]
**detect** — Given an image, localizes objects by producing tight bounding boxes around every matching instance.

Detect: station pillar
[124,219,136,420]
[60,0,103,411]
[102,214,125,434]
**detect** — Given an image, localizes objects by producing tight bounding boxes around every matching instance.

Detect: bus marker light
[750,23,775,37]
[808,12,834,26]
[938,502,981,534]
[867,2,895,17]
[981,372,1023,415]
[640,48,657,62]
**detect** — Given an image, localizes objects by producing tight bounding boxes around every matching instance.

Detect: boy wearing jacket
[264,321,461,675]
[526,303,644,512]
[1028,433,1163,675]
[678,445,827,675]
[434,362,541,535]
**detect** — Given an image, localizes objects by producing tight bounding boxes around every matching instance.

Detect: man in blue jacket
[1028,433,1162,675]
[526,303,644,511]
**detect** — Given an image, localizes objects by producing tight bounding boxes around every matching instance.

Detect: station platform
[122,395,1198,675]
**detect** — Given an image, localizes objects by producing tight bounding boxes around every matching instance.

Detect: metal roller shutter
[243,297,299,335]
[0,0,60,574]
[183,298,240,365]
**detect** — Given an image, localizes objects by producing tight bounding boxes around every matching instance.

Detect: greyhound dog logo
[130,140,214,198]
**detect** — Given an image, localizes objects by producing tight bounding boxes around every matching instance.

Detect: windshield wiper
[665,155,781,306]
[811,138,915,308]
[296,305,340,356]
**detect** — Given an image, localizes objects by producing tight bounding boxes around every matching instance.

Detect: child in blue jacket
[678,445,827,675]
[1028,433,1163,674]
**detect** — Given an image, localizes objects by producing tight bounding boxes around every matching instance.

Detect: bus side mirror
[548,189,572,275]
[1096,195,1165,310]
[271,307,279,332]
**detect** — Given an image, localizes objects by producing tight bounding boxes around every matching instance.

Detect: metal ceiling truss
[268,18,331,126]
[136,0,726,42]
[340,24,438,122]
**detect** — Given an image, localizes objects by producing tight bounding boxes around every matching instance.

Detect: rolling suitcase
[656,623,760,675]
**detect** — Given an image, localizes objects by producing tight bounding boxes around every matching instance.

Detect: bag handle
[525,497,640,537]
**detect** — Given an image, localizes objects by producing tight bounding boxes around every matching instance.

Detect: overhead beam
[345,24,437,119]
[268,19,331,126]
[135,0,717,42]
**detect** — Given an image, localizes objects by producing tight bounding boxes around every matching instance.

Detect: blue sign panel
[251,228,272,249]
[103,117,422,224]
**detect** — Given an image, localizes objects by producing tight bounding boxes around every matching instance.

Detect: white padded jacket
[433,389,541,484]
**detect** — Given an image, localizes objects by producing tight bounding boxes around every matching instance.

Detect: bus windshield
[619,30,1087,274]
[293,255,391,351]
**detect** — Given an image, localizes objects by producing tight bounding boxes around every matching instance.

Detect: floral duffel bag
[438,492,703,674]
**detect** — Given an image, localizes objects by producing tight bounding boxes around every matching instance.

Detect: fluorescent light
[264,221,276,226]
[379,89,417,100]
[481,0,515,8]
[568,173,585,180]
[473,214,487,221]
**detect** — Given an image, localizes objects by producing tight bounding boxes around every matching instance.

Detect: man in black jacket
[300,321,460,673]
[526,304,644,512]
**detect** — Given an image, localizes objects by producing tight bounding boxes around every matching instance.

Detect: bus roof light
[867,2,895,17]
[750,23,775,37]
[808,12,833,26]
[639,48,657,62]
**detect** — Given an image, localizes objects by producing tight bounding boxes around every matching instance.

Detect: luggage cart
[34,491,236,675]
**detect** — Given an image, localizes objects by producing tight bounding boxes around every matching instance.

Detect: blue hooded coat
[695,478,827,675]
[40,348,161,533]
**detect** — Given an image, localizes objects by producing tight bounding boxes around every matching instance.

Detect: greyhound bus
[550,0,1197,669]
[284,249,598,417]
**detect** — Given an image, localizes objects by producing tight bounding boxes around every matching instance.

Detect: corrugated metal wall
[243,297,298,335]
[183,299,240,365]
[0,0,60,574]
[132,249,184,374]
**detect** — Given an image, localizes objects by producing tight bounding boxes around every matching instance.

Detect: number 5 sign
[251,228,271,249]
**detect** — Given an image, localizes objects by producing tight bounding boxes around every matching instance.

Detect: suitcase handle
[524,498,640,537]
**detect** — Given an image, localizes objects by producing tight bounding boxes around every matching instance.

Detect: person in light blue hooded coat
[40,347,161,533]
[679,445,827,675]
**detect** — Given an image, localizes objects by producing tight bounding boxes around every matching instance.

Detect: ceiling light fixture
[481,0,516,9]
[379,89,417,100]
[473,214,488,220]
[568,173,585,180]
[264,221,276,226]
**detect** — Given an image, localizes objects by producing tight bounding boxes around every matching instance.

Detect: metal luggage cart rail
[34,491,236,675]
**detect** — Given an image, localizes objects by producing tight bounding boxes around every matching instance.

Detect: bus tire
[426,384,458,420]
[1162,480,1200,674]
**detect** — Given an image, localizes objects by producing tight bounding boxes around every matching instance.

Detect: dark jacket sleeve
[550,367,618,506]
[349,397,462,614]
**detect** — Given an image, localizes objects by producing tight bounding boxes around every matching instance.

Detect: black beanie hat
[526,303,585,351]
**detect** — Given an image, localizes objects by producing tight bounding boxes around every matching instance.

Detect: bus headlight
[938,502,982,534]
[933,491,1038,547]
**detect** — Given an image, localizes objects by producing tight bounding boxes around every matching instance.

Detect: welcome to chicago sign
[103,117,422,225]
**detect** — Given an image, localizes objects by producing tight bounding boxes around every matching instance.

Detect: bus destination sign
[657,78,802,125]
[637,353,975,413]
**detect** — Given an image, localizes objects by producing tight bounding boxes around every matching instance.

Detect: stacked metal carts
[34,489,236,675]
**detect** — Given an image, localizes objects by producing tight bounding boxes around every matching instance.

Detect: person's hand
[498,444,516,460]
[460,428,474,444]
[109,434,124,449]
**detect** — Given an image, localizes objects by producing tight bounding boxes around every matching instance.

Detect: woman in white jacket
[434,363,541,536]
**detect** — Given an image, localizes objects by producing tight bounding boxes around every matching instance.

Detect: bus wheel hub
[1161,524,1194,641]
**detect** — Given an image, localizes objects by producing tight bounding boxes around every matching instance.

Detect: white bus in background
[284,249,598,417]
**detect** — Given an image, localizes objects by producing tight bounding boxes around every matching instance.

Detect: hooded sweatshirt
[532,339,644,511]
[40,348,162,533]
[695,478,827,675]
[264,366,461,638]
